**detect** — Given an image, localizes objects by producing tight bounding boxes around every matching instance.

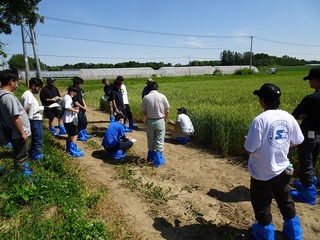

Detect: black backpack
[0,93,12,145]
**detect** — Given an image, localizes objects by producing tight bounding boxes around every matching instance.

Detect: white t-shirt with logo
[244,109,304,181]
[177,113,194,133]
[62,94,76,124]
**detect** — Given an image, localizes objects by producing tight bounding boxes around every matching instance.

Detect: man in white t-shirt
[244,83,304,240]
[169,107,194,144]
[21,77,45,160]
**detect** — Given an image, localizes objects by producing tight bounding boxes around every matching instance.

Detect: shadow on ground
[207,186,251,202]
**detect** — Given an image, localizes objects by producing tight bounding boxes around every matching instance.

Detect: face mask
[13,82,19,91]
[32,89,39,94]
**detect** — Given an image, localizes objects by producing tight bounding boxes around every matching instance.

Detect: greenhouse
[214,65,259,74]
[156,66,215,77]
[78,67,156,80]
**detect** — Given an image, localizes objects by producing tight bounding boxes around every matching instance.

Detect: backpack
[0,93,12,145]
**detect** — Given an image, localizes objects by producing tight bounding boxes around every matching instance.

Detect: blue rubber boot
[77,129,87,141]
[3,142,13,149]
[59,125,67,134]
[31,153,44,160]
[129,120,139,130]
[290,185,317,206]
[154,151,165,168]
[50,126,59,136]
[252,223,275,240]
[69,142,85,157]
[147,150,155,162]
[110,115,115,122]
[122,124,133,133]
[176,137,190,144]
[23,161,33,177]
[283,216,303,240]
[112,150,127,160]
[293,176,317,191]
[83,129,93,139]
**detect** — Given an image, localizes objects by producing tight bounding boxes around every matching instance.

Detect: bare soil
[58,107,320,240]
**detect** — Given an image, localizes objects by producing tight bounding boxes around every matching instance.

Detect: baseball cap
[253,83,281,98]
[147,77,154,83]
[46,77,55,83]
[177,107,187,114]
[303,67,320,80]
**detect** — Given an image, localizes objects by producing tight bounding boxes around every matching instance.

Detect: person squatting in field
[290,66,320,206]
[244,83,304,240]
[142,81,170,168]
[102,112,134,160]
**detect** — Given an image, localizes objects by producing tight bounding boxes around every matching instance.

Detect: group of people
[244,66,320,240]
[0,69,93,177]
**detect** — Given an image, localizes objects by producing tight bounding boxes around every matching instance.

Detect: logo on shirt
[268,120,290,149]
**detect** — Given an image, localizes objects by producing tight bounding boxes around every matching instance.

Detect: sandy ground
[58,107,319,240]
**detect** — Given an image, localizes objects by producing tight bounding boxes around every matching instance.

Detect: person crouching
[102,112,133,160]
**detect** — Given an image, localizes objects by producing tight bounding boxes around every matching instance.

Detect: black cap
[303,67,320,80]
[253,83,281,98]
[46,77,55,83]
[177,107,187,114]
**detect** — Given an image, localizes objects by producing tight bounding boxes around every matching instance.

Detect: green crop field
[51,65,319,176]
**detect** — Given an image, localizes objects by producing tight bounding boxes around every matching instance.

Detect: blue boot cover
[252,223,275,240]
[83,129,93,139]
[123,124,133,133]
[110,115,115,122]
[283,216,303,240]
[31,153,44,160]
[77,129,87,141]
[293,176,318,191]
[70,142,85,157]
[3,142,13,149]
[176,137,190,144]
[129,120,139,130]
[290,185,316,206]
[50,126,59,136]
[59,125,67,134]
[23,161,33,177]
[112,150,127,160]
[154,151,165,168]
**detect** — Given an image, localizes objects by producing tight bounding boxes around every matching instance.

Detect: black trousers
[104,141,133,153]
[297,130,320,186]
[125,104,133,122]
[250,171,296,225]
[77,109,88,130]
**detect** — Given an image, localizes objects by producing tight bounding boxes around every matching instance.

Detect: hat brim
[253,90,260,96]
[303,75,310,80]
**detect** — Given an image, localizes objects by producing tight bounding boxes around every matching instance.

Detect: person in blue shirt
[102,112,134,160]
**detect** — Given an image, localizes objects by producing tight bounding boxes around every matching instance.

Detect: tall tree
[0,0,43,56]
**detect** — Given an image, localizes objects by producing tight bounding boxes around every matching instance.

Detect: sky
[1,0,320,67]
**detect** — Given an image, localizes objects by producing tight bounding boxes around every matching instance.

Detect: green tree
[0,0,43,56]
[8,54,35,69]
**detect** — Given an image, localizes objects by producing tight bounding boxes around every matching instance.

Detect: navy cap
[253,83,281,98]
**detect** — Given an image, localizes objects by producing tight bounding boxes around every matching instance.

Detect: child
[62,86,85,157]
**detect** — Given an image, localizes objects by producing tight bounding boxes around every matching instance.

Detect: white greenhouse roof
[156,66,215,77]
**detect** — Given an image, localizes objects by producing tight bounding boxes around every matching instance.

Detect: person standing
[0,69,32,176]
[142,82,170,168]
[72,77,92,141]
[142,77,154,99]
[40,77,66,136]
[21,77,45,160]
[62,86,85,157]
[244,83,304,240]
[116,76,138,130]
[102,112,134,160]
[290,66,320,205]
[101,78,114,120]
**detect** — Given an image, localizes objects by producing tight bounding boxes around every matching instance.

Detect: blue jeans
[30,120,43,155]
[146,118,165,152]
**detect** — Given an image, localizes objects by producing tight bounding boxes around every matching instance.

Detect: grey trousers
[146,118,165,152]
[12,137,29,171]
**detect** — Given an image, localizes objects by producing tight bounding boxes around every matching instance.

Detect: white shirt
[62,94,76,124]
[244,109,304,181]
[177,113,194,133]
[121,84,129,104]
[21,90,42,120]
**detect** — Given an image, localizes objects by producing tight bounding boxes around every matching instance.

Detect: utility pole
[21,24,30,84]
[30,26,42,79]
[249,36,253,69]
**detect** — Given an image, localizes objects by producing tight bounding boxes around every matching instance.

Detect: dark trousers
[12,137,29,171]
[104,141,133,153]
[250,171,296,225]
[30,120,43,155]
[297,131,320,186]
[125,104,133,122]
[77,109,88,130]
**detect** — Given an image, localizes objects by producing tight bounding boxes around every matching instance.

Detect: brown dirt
[58,107,320,240]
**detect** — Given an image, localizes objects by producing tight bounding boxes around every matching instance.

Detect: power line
[255,37,320,48]
[44,16,249,39]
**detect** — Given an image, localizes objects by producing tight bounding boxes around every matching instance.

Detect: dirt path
[66,107,319,240]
